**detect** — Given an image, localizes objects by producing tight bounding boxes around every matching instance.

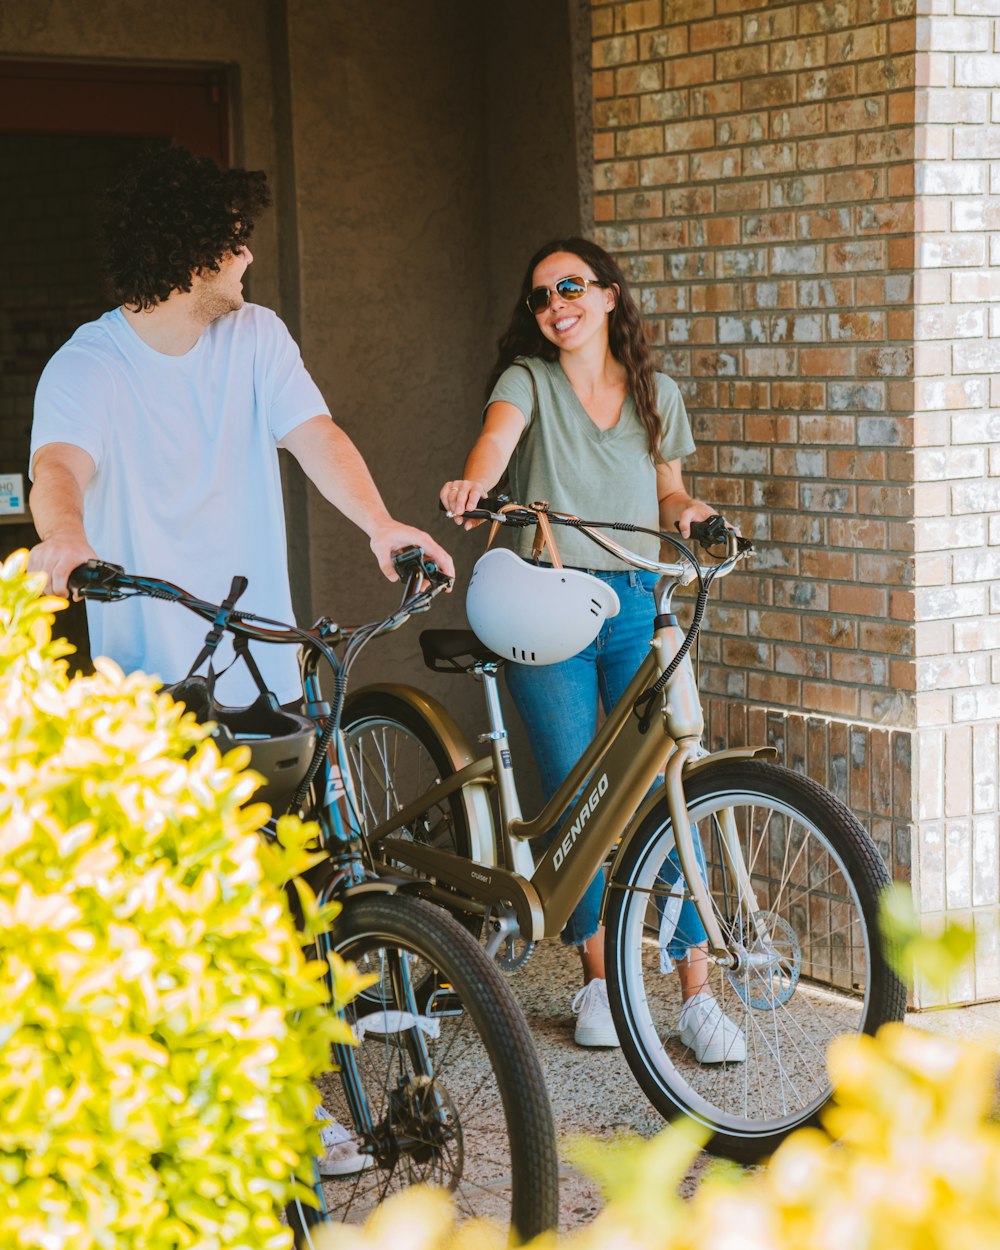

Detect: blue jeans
[506,568,709,953]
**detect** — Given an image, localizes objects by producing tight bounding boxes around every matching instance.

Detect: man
[28,146,450,1178]
[29,144,452,709]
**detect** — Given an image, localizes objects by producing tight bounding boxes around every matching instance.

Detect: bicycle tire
[312,893,558,1240]
[285,1162,332,1249]
[605,758,906,1163]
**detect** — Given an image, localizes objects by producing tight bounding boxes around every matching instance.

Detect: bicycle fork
[646,604,772,971]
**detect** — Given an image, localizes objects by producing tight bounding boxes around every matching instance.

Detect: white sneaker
[678,991,746,1064]
[571,978,620,1048]
[315,1105,374,1177]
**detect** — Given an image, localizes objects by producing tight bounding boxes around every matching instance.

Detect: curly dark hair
[488,236,664,461]
[101,145,272,310]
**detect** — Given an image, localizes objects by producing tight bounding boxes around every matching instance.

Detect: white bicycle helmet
[466,548,620,665]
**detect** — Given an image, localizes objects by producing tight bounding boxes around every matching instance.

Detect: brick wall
[592,0,917,724]
[589,0,1000,1006]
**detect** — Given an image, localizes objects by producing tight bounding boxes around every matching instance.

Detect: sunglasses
[525,274,606,314]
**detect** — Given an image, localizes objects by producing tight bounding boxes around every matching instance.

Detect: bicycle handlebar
[440,497,753,582]
[67,545,452,651]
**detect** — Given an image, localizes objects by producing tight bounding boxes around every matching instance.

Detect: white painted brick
[952,199,991,229]
[953,549,1000,581]
[952,478,1000,511]
[916,162,985,194]
[972,726,999,816]
[956,54,1000,86]
[951,268,1000,300]
[953,684,1000,719]
[951,410,1000,444]
[973,909,1000,998]
[915,516,987,552]
[914,306,985,338]
[918,730,945,822]
[918,235,987,266]
[920,90,988,124]
[918,654,988,688]
[917,15,992,49]
[955,618,1000,649]
[954,339,1000,371]
[913,446,987,479]
[918,822,946,913]
[945,819,973,908]
[916,585,990,620]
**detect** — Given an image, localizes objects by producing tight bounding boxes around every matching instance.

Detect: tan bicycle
[341,501,906,1161]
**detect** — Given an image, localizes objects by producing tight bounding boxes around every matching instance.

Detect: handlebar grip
[67,559,125,595]
[687,515,731,547]
[391,545,451,588]
[438,495,511,517]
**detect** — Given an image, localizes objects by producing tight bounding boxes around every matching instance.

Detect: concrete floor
[506,937,1000,1233]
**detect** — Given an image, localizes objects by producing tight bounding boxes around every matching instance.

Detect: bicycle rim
[342,697,471,860]
[315,894,557,1239]
[608,760,902,1160]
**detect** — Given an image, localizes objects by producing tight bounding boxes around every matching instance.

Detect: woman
[440,238,744,1063]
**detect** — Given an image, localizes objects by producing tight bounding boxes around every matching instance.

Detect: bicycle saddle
[419,629,502,674]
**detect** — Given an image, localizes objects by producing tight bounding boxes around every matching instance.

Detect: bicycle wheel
[284,1163,332,1249]
[606,758,906,1162]
[313,893,558,1240]
[342,691,475,861]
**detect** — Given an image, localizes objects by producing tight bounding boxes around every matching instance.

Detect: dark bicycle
[69,549,558,1245]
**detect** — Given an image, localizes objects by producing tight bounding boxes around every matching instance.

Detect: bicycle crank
[483,905,535,971]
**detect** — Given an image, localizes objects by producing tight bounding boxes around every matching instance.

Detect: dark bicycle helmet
[168,678,317,815]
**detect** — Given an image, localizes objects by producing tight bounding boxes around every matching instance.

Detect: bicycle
[68,549,559,1245]
[340,500,908,1163]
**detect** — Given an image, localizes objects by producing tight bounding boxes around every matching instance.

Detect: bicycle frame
[366,579,775,965]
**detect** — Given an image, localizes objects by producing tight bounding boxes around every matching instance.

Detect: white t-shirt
[31,304,326,705]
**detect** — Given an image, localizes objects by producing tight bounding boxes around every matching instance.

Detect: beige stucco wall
[283,2,585,708]
[1,0,585,769]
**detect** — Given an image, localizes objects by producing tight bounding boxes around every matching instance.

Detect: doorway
[0,60,229,669]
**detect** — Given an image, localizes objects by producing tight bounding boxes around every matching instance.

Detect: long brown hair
[487,237,664,461]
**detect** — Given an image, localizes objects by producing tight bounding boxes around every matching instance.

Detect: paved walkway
[507,937,1000,1233]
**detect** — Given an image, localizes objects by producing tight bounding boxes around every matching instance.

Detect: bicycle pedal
[424,984,463,1017]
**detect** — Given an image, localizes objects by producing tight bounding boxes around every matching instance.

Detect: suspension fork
[652,580,764,964]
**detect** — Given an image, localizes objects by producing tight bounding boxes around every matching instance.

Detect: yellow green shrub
[323,1021,1000,1250]
[0,551,364,1250]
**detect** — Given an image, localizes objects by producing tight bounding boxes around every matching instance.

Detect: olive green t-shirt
[486,356,696,570]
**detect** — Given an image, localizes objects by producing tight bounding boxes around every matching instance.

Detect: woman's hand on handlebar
[440,478,490,529]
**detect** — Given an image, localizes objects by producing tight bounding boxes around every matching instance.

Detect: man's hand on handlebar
[390,545,452,601]
[369,520,454,586]
[28,535,100,598]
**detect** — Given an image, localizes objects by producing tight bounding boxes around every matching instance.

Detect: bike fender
[347,682,498,866]
[349,682,478,765]
[600,745,778,925]
[334,875,430,902]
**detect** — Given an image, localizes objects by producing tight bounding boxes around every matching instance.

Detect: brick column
[910,3,1000,1003]
[589,0,999,1005]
